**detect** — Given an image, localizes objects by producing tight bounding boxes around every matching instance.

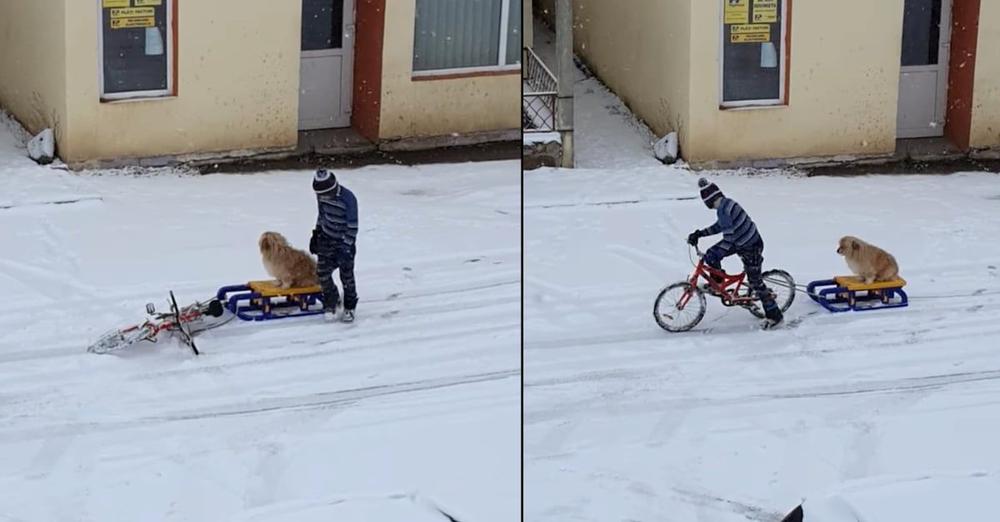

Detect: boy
[309,169,359,323]
[687,178,783,328]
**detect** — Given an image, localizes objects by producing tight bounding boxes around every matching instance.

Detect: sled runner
[653,245,796,332]
[807,276,908,313]
[216,280,327,321]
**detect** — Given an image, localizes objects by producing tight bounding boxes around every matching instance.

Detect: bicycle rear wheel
[654,282,706,332]
[742,270,797,318]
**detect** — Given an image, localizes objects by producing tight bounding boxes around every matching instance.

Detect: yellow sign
[731,24,771,34]
[134,0,163,5]
[111,16,155,29]
[752,0,778,23]
[111,7,155,18]
[103,0,130,7]
[730,23,771,43]
[724,0,749,24]
[732,32,771,43]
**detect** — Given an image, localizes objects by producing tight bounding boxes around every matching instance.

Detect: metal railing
[522,47,557,132]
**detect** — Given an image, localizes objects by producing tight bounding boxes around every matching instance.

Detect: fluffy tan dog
[259,231,319,289]
[837,236,899,284]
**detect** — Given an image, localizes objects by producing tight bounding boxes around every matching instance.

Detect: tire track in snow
[0,276,518,364]
[525,294,1000,366]
[670,487,784,522]
[0,258,100,303]
[0,274,519,438]
[0,370,517,442]
[525,367,1000,425]
[0,291,518,410]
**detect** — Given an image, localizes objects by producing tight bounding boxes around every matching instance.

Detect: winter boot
[761,304,783,330]
[342,309,355,323]
[323,292,339,322]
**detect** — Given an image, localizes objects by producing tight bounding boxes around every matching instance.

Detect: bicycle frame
[682,247,756,307]
[88,298,219,355]
[146,304,208,340]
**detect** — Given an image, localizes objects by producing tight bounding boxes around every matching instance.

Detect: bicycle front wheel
[87,324,153,354]
[654,282,707,332]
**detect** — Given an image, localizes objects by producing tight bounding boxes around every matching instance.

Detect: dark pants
[316,240,358,311]
[705,239,780,317]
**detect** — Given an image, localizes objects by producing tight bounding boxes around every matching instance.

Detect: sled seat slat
[248,280,323,297]
[832,276,907,291]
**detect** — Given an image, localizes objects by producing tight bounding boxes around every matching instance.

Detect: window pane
[101,2,169,95]
[506,0,522,65]
[302,0,344,51]
[722,0,783,103]
[901,0,941,66]
[413,0,503,71]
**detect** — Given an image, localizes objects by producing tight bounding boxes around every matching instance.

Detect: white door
[299,0,354,130]
[897,0,951,138]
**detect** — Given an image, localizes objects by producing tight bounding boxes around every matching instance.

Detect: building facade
[0,0,521,166]
[540,0,1000,167]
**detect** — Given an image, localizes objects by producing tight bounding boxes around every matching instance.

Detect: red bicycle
[653,245,796,332]
[87,291,227,355]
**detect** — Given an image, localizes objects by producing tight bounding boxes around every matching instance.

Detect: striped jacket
[316,185,358,247]
[699,197,761,251]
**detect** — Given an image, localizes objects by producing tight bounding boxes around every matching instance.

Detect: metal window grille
[522,47,557,132]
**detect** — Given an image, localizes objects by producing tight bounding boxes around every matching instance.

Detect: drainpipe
[555,0,574,167]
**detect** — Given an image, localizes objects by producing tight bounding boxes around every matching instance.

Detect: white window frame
[412,0,522,77]
[97,0,174,101]
[718,0,789,108]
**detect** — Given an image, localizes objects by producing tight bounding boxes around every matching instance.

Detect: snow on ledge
[523,132,561,145]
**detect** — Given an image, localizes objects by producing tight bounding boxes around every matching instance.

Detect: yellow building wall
[685,0,905,164]
[377,0,521,140]
[60,0,301,164]
[0,0,68,145]
[537,0,692,155]
[970,0,1000,149]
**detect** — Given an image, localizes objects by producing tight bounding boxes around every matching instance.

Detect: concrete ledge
[379,129,520,152]
[68,145,298,171]
[297,128,376,156]
[65,126,520,171]
[686,139,990,171]
[689,152,896,171]
[971,147,1000,160]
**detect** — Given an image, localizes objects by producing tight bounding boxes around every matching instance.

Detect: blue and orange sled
[807,276,908,313]
[216,281,326,321]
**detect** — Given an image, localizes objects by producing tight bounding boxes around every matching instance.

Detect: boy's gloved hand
[309,228,320,255]
[687,230,702,246]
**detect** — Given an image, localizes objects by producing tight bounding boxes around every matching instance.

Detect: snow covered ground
[523,25,1000,522]
[526,167,1000,521]
[0,112,520,521]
